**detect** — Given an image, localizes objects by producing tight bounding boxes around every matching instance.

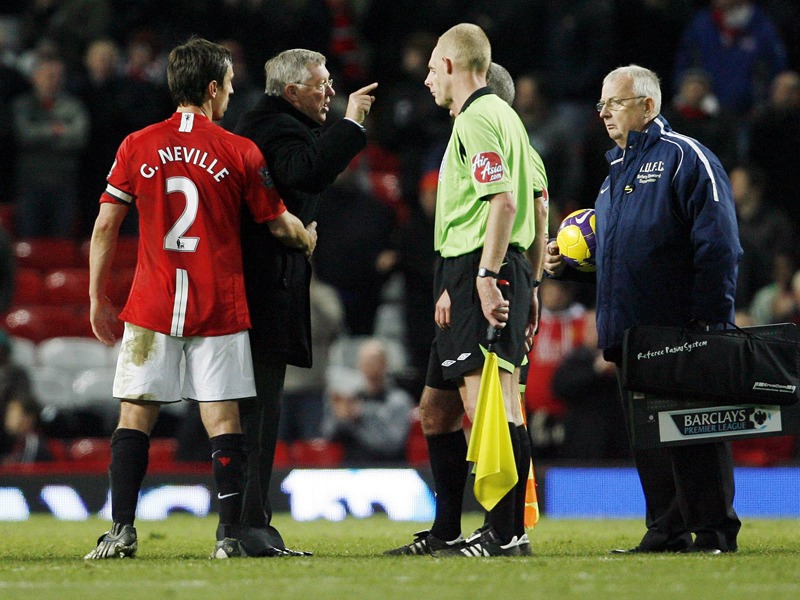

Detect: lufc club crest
[471,152,504,183]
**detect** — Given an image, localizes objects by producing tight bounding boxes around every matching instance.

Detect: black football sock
[514,424,533,537]
[109,428,150,526]
[427,430,468,542]
[486,423,520,544]
[211,433,246,540]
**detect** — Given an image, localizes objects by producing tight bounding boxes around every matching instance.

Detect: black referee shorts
[426,248,533,390]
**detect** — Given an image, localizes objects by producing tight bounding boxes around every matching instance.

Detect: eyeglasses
[596,96,646,112]
[293,78,334,91]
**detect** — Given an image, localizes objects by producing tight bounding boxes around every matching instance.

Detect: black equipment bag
[622,323,800,406]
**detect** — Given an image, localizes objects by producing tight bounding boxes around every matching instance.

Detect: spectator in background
[0,227,15,314]
[550,310,630,460]
[321,338,413,464]
[749,250,800,326]
[123,28,166,87]
[749,247,798,326]
[524,279,588,459]
[72,38,138,237]
[730,163,793,310]
[746,70,800,224]
[514,72,583,223]
[2,392,51,464]
[0,329,32,456]
[17,0,111,72]
[279,274,345,443]
[12,54,88,238]
[662,68,738,170]
[0,60,30,208]
[673,0,788,115]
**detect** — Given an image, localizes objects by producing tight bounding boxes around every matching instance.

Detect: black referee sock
[109,428,150,526]
[211,433,246,540]
[514,424,533,537]
[427,430,468,542]
[487,423,520,544]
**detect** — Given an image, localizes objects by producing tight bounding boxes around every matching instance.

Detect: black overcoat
[236,95,366,366]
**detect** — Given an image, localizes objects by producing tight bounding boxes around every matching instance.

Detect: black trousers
[239,355,286,547]
[618,379,741,551]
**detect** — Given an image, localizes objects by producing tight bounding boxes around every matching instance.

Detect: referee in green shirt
[386,24,547,558]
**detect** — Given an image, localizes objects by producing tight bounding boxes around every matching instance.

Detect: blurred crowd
[1,0,799,466]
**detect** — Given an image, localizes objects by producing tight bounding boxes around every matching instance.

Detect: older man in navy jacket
[545,64,742,554]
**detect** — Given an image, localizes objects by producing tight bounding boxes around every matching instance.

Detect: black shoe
[433,526,521,557]
[384,530,463,556]
[610,545,682,554]
[85,523,138,560]
[240,526,312,557]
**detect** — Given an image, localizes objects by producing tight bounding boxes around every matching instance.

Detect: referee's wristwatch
[477,267,500,279]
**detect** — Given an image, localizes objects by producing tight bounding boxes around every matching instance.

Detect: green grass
[1,514,799,600]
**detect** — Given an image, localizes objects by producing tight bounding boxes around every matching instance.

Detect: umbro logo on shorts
[442,353,472,367]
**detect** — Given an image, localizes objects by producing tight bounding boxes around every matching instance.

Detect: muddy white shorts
[112,323,256,403]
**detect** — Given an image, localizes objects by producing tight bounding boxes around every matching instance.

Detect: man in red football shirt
[85,37,316,560]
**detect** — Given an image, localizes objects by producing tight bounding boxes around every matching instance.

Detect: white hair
[604,64,662,114]
[264,48,326,96]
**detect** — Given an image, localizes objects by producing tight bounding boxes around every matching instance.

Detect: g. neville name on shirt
[139,145,230,182]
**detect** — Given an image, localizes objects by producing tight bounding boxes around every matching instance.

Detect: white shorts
[113,323,256,403]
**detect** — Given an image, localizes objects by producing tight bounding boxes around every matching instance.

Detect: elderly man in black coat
[235,48,376,556]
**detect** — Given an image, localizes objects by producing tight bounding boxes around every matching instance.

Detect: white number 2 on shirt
[163,176,200,252]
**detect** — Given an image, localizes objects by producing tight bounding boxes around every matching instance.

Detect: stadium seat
[46,438,69,462]
[68,437,111,464]
[149,438,178,467]
[30,366,76,409]
[10,336,37,367]
[72,366,116,403]
[291,439,344,467]
[42,268,90,306]
[14,238,82,271]
[4,306,83,342]
[11,268,44,306]
[71,366,118,428]
[39,337,108,371]
[274,440,291,469]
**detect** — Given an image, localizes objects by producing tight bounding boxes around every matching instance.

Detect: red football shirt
[101,112,286,337]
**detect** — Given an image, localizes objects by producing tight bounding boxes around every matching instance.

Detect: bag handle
[688,319,777,342]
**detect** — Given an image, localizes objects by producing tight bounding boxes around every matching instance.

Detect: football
[556,208,597,272]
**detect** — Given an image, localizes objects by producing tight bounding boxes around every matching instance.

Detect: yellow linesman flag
[519,392,540,529]
[466,350,518,511]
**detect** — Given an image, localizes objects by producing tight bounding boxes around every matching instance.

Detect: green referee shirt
[434,88,547,258]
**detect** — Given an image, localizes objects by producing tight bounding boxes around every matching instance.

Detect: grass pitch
[1,514,799,600]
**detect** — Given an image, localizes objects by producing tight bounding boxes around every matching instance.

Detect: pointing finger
[353,82,378,95]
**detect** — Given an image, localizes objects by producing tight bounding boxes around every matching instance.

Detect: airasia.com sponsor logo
[472,152,504,183]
